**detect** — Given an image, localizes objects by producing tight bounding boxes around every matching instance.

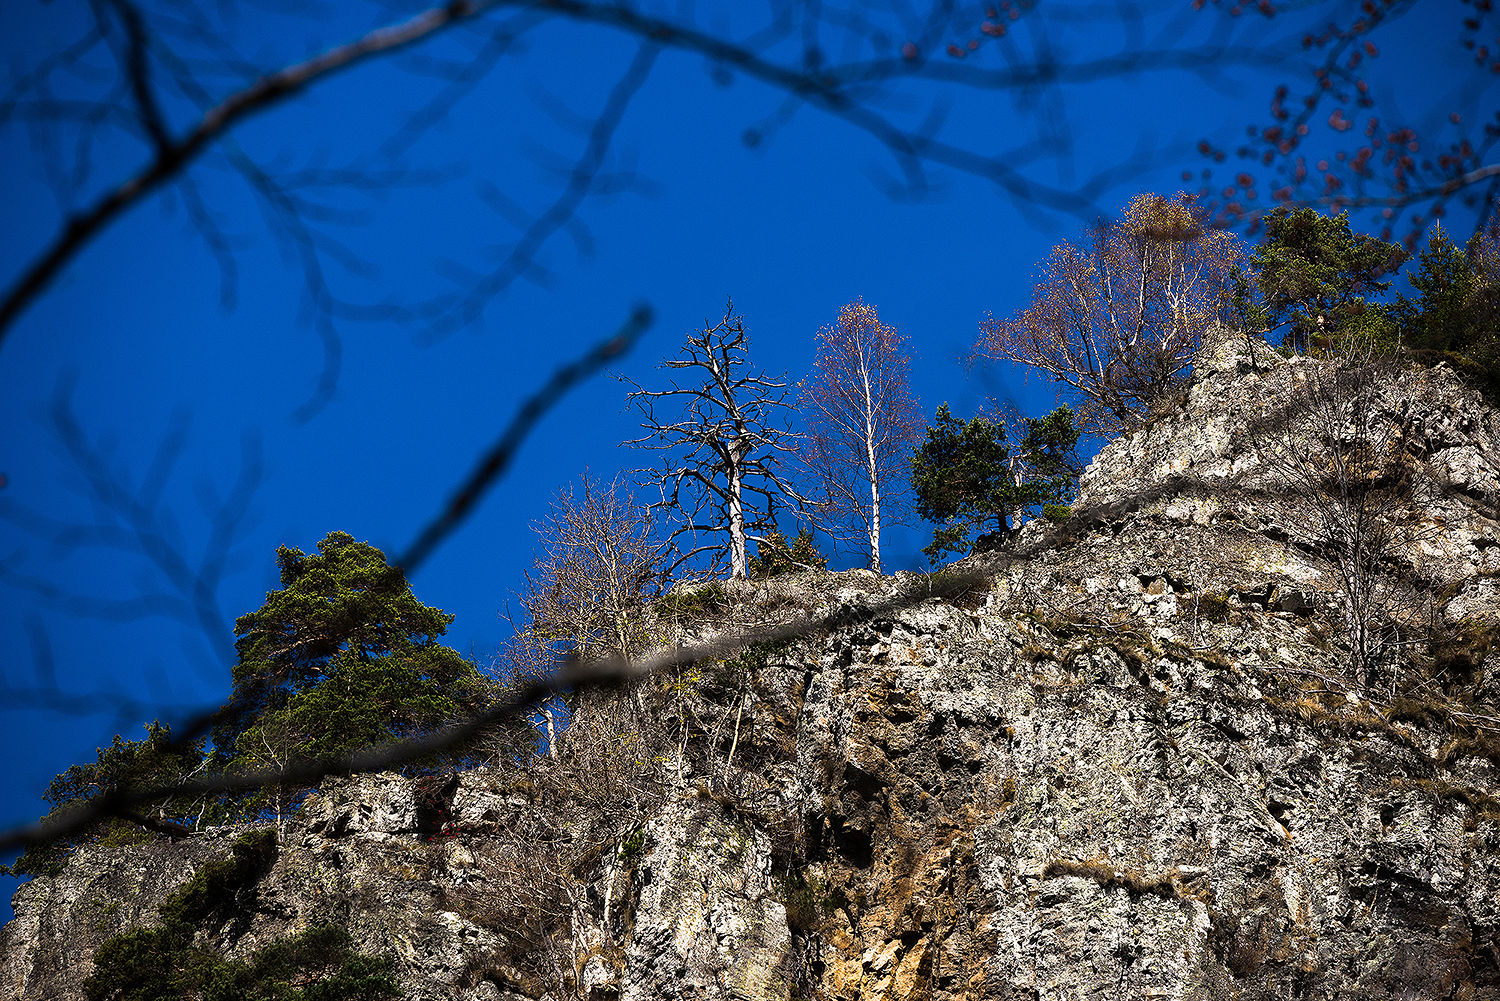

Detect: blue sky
[0,0,1487,914]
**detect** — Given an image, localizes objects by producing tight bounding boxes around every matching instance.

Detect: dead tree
[800,298,923,573]
[623,302,802,579]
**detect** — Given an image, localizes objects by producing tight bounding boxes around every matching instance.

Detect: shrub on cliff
[83,830,402,1001]
[2,721,210,879]
[747,527,828,578]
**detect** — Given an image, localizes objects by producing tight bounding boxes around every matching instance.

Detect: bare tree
[799,298,923,573]
[518,472,665,665]
[1254,360,1423,686]
[623,302,803,579]
[975,193,1247,434]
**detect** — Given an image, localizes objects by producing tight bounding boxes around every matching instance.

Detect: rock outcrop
[7,333,1500,1000]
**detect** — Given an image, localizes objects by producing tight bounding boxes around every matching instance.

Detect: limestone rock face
[7,338,1500,1000]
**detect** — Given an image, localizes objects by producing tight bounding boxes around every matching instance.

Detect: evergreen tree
[2,722,209,878]
[1252,207,1405,355]
[911,404,1079,564]
[747,526,828,578]
[1392,227,1498,353]
[219,532,486,772]
[8,533,489,873]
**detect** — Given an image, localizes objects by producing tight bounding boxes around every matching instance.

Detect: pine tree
[2,721,209,878]
[1252,207,1404,355]
[911,404,1079,564]
[219,532,485,773]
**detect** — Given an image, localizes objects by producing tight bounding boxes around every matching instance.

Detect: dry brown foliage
[975,193,1246,434]
[453,675,676,998]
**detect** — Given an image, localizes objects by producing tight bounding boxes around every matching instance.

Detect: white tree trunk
[867,444,882,574]
[861,353,882,573]
[728,441,747,578]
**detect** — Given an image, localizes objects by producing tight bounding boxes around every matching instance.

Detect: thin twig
[398,304,654,575]
[0,0,501,343]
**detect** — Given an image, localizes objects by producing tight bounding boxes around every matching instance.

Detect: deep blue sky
[0,0,1487,913]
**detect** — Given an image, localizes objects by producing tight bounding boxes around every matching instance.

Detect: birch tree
[623,303,801,579]
[975,193,1246,434]
[800,299,923,573]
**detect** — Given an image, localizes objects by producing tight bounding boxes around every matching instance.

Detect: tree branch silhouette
[0,0,504,347]
[398,302,654,576]
[3,0,1327,399]
[0,376,262,671]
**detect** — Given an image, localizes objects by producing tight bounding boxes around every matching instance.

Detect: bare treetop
[623,302,803,579]
[517,473,665,665]
[975,193,1247,435]
[800,298,923,574]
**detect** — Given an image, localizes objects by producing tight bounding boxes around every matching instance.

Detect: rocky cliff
[8,331,1500,1001]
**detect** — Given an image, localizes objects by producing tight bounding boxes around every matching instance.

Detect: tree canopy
[800,298,923,574]
[911,404,1080,564]
[975,193,1244,434]
[219,532,482,768]
[1250,207,1405,354]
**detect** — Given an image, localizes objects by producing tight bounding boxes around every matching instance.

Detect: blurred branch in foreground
[0,374,263,674]
[0,562,997,858]
[3,0,1330,412]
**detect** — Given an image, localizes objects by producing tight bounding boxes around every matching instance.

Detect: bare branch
[399,304,654,576]
[623,302,804,578]
[0,0,502,345]
[1,0,1304,353]
[0,379,262,668]
[0,563,998,857]
[409,40,660,340]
